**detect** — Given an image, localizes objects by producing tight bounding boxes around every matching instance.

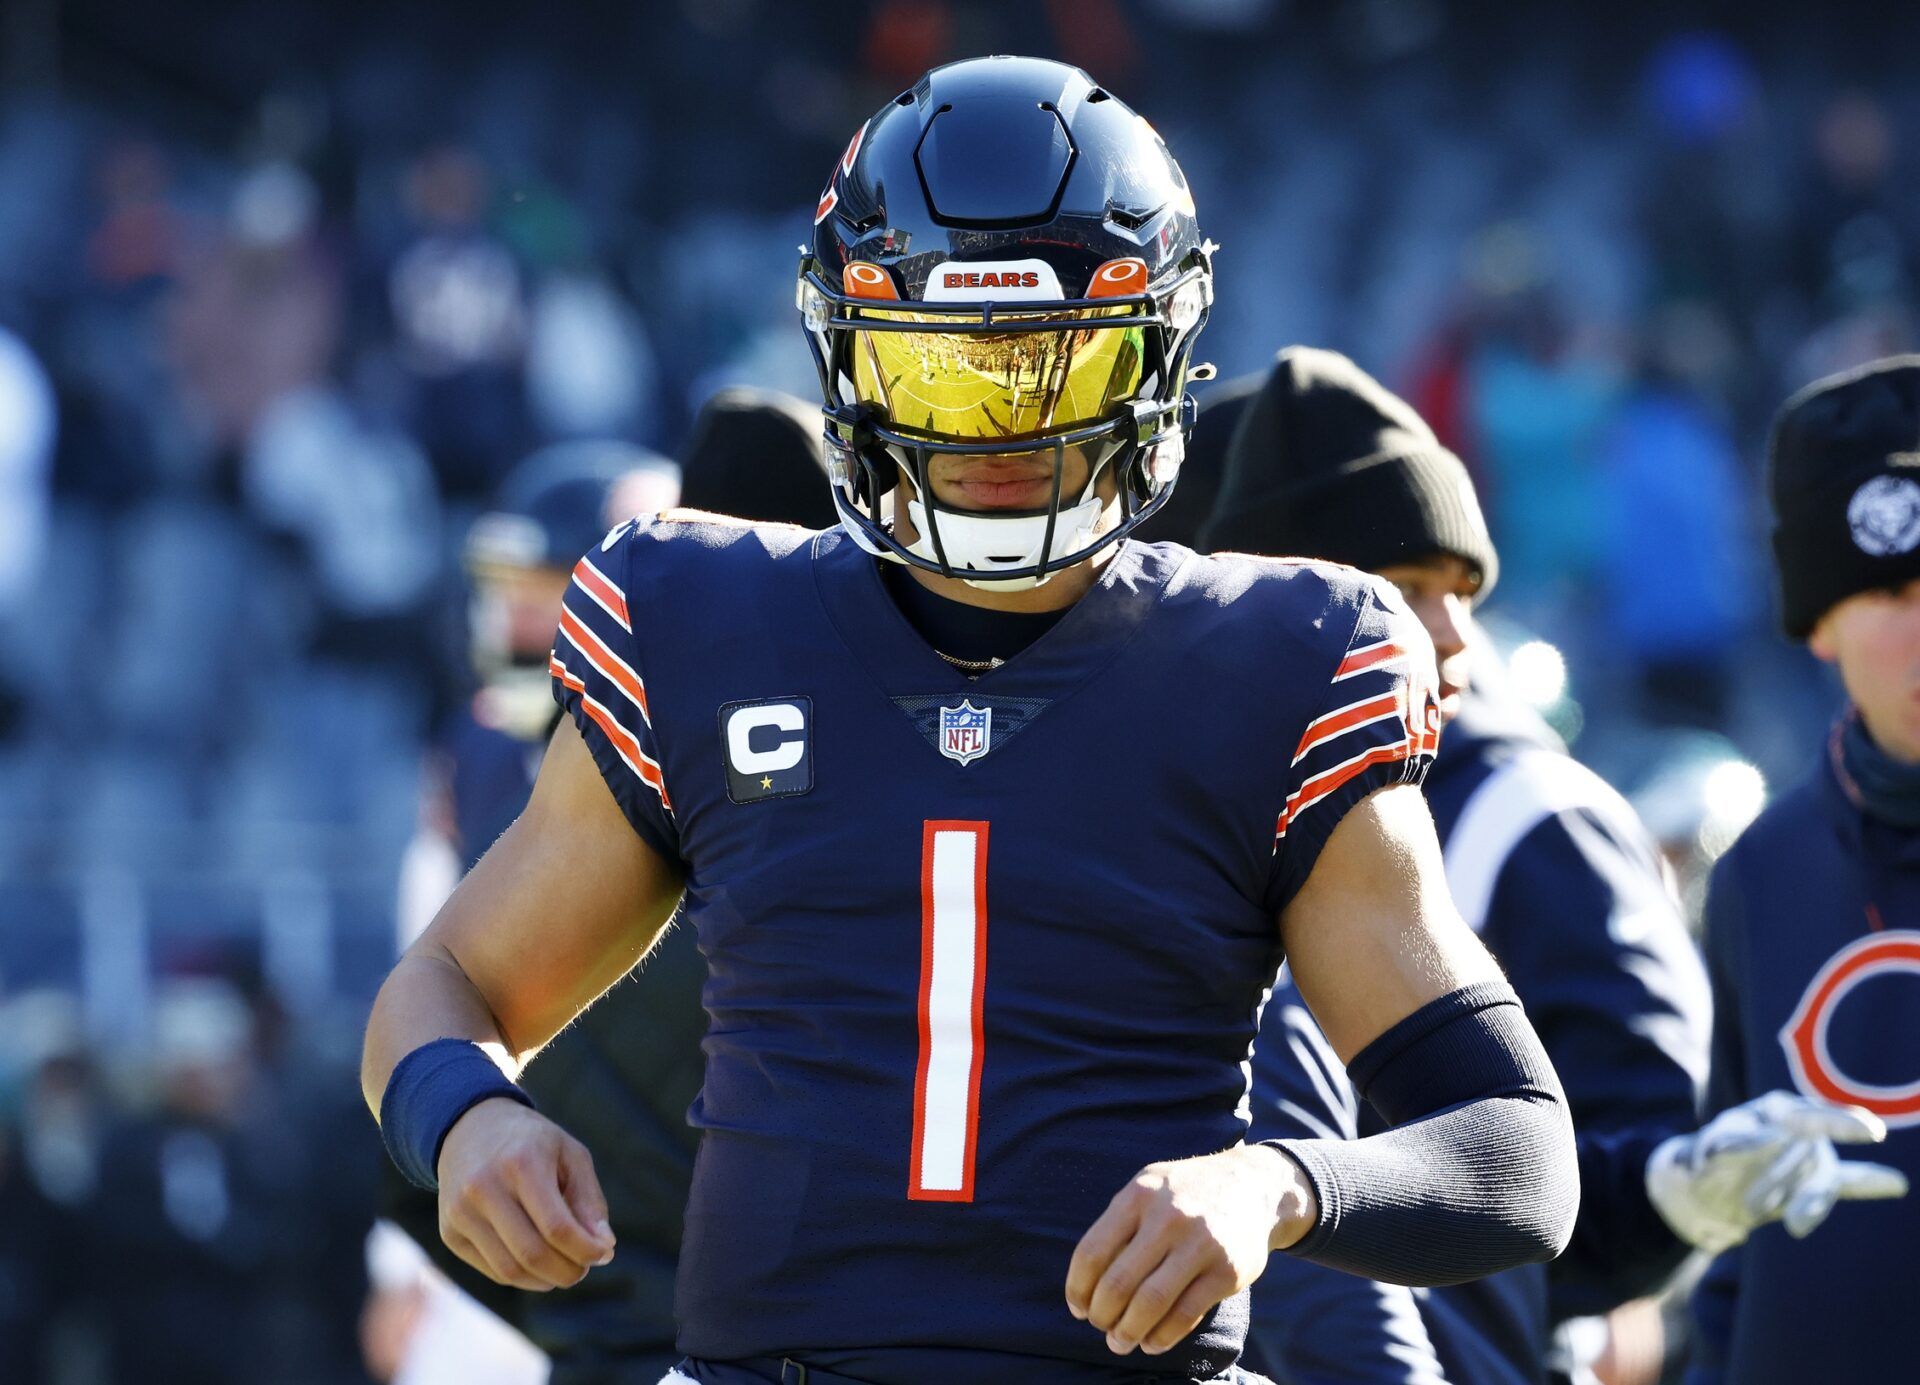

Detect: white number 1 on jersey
[911,820,989,1201]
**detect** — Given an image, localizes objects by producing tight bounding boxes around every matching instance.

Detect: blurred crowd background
[0,0,1912,1379]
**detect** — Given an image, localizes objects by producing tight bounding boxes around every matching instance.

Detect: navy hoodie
[1684,722,1920,1385]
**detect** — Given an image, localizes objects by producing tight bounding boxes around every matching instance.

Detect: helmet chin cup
[899,491,1108,590]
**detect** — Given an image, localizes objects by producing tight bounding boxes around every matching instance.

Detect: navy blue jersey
[548,515,1439,1379]
[1684,732,1920,1385]
[1246,685,1708,1385]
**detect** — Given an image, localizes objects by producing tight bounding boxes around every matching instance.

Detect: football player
[361,58,1578,1385]
[1206,348,1703,1384]
[1209,349,1906,1385]
[1684,358,1917,1384]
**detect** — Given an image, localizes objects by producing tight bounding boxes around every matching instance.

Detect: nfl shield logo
[938,700,993,766]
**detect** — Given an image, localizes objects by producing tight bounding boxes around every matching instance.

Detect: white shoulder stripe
[1443,747,1647,932]
[573,556,632,632]
[1291,700,1404,766]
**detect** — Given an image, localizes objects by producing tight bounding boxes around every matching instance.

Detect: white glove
[1646,1090,1909,1254]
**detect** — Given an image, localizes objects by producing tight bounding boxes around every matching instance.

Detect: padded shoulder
[632,508,820,553]
[1172,546,1415,671]
[610,510,819,589]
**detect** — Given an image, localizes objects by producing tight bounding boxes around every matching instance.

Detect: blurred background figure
[382,438,701,1385]
[0,988,91,1384]
[1205,347,1711,1385]
[675,385,835,529]
[89,974,378,1385]
[459,441,679,750]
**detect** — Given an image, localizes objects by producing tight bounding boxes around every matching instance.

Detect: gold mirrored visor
[849,304,1144,442]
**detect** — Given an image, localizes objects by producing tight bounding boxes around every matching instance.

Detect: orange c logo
[1780,930,1920,1128]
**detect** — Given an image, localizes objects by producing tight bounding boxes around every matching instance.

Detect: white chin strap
[898,491,1107,590]
[829,462,1113,590]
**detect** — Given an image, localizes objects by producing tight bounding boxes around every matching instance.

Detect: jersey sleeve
[1269,584,1441,913]
[1483,800,1706,1315]
[548,526,682,863]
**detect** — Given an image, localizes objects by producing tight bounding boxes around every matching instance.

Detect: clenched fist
[1065,1144,1318,1357]
[437,1096,617,1291]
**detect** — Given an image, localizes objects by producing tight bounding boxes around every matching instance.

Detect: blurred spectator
[1596,303,1756,727]
[1795,92,1912,312]
[0,989,90,1383]
[90,977,378,1385]
[243,388,442,628]
[385,145,531,500]
[1460,231,1626,624]
[165,164,339,455]
[525,271,659,442]
[2,989,101,1211]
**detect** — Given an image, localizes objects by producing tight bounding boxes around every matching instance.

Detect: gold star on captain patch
[760,775,773,790]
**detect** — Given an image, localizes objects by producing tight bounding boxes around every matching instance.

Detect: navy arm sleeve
[1486,805,1711,1317]
[1269,982,1578,1287]
[1245,985,1452,1384]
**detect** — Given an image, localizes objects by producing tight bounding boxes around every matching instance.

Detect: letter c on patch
[725,702,807,775]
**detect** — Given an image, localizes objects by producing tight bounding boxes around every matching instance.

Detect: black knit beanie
[1769,355,1920,640]
[678,386,839,530]
[1199,346,1498,597]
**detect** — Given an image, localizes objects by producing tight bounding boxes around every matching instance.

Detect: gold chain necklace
[934,648,1002,676]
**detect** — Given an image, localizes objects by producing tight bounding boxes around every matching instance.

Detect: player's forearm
[1268,981,1578,1286]
[360,946,524,1120]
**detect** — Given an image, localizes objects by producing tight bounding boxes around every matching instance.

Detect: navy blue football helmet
[797,56,1215,586]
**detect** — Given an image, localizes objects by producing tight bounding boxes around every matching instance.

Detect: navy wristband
[378,1038,535,1191]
